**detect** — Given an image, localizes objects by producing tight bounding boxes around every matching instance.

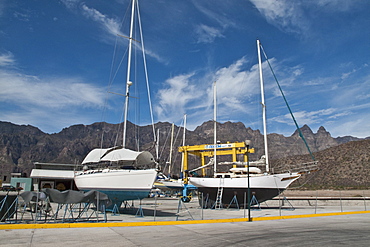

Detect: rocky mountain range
[273,139,370,190]
[0,120,368,189]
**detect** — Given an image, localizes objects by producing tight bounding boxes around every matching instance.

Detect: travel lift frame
[178,141,255,202]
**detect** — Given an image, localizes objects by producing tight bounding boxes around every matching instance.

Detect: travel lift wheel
[181,192,192,202]
[181,185,192,202]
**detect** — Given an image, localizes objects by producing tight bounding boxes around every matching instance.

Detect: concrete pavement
[1,213,370,246]
[1,196,370,246]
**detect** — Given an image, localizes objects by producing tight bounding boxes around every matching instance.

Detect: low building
[10,177,33,191]
[30,162,82,191]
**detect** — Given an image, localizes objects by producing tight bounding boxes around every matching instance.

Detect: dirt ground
[282,189,370,197]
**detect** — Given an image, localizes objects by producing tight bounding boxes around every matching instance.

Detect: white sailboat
[188,40,303,208]
[74,0,157,205]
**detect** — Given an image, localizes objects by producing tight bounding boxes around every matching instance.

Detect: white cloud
[191,1,238,44]
[356,94,370,101]
[250,0,364,38]
[13,11,31,22]
[330,81,370,109]
[81,4,122,37]
[303,77,334,86]
[195,24,224,44]
[78,4,165,64]
[60,0,80,10]
[0,51,108,133]
[0,49,104,132]
[155,72,201,121]
[192,1,236,29]
[61,1,122,39]
[269,107,370,138]
[271,108,337,126]
[249,0,310,34]
[0,69,104,108]
[215,57,260,114]
[340,63,368,81]
[0,106,96,134]
[0,51,107,133]
[155,57,267,128]
[0,52,15,67]
[327,111,351,119]
[328,113,370,138]
[316,0,360,12]
[155,47,368,137]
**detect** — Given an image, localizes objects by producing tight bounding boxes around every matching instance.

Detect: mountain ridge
[0,120,368,189]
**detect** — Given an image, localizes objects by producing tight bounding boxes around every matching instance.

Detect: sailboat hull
[157,180,197,191]
[198,187,282,207]
[189,172,300,208]
[74,169,157,203]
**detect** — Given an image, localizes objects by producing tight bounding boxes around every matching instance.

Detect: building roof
[30,169,75,179]
[34,162,81,171]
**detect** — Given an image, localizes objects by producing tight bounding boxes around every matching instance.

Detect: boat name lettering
[204,144,233,149]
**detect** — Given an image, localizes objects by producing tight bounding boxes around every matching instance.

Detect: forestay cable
[259,42,315,161]
[136,0,157,149]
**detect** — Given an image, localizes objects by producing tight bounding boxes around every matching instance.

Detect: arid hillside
[272,139,370,189]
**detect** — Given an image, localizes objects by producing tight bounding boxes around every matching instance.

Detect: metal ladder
[214,178,224,209]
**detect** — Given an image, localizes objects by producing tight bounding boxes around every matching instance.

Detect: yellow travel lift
[178,141,254,201]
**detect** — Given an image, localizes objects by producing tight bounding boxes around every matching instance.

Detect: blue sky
[0,0,369,138]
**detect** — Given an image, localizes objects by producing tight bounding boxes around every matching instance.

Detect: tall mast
[182,114,187,147]
[213,81,217,174]
[122,0,136,148]
[180,114,187,174]
[168,122,174,175]
[257,40,269,173]
[156,128,159,161]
